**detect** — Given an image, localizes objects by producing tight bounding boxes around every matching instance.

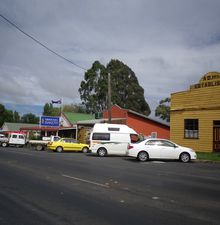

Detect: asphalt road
[0,147,220,225]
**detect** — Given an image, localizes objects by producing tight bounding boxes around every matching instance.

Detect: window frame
[92,133,110,141]
[184,119,199,139]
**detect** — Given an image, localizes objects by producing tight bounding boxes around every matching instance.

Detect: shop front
[170,72,220,152]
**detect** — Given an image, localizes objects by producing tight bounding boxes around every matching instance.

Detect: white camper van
[90,123,138,156]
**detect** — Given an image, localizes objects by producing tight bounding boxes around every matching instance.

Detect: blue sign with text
[40,116,60,127]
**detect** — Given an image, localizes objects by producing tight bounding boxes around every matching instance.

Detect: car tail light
[48,142,53,145]
[128,145,134,150]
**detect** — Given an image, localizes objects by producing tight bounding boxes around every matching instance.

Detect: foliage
[43,103,87,116]
[79,61,108,113]
[155,98,170,122]
[79,59,151,115]
[0,104,21,127]
[43,103,60,116]
[20,113,39,124]
[62,104,87,113]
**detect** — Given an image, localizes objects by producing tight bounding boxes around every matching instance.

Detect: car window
[145,140,158,145]
[54,137,60,141]
[92,133,110,141]
[159,140,176,147]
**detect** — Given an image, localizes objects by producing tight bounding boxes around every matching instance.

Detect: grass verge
[197,152,220,162]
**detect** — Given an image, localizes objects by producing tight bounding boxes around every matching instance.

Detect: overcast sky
[1,0,220,116]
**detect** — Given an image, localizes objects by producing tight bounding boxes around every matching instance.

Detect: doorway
[213,121,220,152]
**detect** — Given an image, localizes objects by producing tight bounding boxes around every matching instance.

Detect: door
[213,122,220,152]
[145,140,161,159]
[156,140,177,159]
[9,134,25,145]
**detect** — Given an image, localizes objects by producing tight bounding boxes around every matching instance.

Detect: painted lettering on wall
[190,72,220,89]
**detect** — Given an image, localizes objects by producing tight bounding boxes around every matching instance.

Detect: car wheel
[97,148,107,157]
[82,147,89,153]
[36,144,43,151]
[1,142,8,147]
[56,146,63,153]
[137,151,149,162]
[180,152,190,163]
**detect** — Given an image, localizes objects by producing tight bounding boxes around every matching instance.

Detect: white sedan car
[126,138,197,163]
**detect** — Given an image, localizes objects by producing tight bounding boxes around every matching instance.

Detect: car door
[62,139,72,151]
[10,134,25,145]
[158,140,177,159]
[69,139,81,151]
[9,134,18,145]
[145,140,161,158]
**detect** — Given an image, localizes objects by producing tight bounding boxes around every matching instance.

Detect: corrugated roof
[63,112,95,124]
[2,122,39,131]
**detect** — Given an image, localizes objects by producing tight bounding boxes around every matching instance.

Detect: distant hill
[5,103,43,116]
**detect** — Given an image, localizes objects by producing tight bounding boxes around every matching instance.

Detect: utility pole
[108,72,112,123]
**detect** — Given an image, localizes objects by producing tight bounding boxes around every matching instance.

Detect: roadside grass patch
[197,152,220,162]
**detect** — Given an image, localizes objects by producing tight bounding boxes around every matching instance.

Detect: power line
[0,14,87,71]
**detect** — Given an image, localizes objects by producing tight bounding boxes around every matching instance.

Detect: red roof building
[103,105,170,139]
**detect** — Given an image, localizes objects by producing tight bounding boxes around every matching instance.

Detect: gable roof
[62,112,95,125]
[2,122,39,131]
[111,104,170,127]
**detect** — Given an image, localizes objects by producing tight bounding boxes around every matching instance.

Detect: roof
[113,104,170,127]
[63,112,95,125]
[77,118,126,125]
[2,122,39,131]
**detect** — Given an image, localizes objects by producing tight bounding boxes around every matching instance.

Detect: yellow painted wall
[171,84,220,152]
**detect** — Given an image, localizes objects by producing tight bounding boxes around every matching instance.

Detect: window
[108,127,120,131]
[159,140,175,147]
[92,133,110,141]
[19,135,24,139]
[130,134,139,143]
[146,140,158,145]
[184,119,199,139]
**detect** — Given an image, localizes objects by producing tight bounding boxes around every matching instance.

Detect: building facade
[103,105,170,139]
[170,72,220,152]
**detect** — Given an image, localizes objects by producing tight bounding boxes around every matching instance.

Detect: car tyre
[56,146,63,153]
[97,148,107,157]
[82,147,89,153]
[1,142,8,147]
[180,152,190,163]
[36,144,43,151]
[137,151,149,162]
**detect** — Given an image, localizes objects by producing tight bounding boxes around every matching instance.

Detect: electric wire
[0,14,87,71]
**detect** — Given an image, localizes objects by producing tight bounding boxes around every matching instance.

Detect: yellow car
[47,138,89,153]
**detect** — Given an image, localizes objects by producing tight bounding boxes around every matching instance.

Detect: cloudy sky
[1,0,220,116]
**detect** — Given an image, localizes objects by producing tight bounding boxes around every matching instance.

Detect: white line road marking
[62,174,109,188]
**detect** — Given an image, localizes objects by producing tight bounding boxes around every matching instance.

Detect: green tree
[79,61,108,113]
[155,97,170,122]
[13,111,20,122]
[62,104,87,113]
[43,103,60,116]
[21,113,39,124]
[79,59,151,115]
[0,104,7,127]
[0,104,17,127]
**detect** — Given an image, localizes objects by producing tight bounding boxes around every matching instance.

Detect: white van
[90,123,138,156]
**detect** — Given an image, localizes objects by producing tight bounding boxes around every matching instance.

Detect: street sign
[40,116,60,127]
